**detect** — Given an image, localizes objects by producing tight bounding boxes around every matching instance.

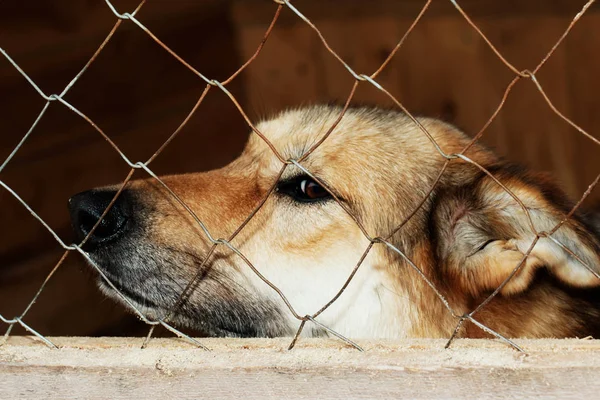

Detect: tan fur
[78,105,600,339]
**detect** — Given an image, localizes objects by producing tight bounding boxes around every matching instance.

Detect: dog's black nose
[68,190,130,249]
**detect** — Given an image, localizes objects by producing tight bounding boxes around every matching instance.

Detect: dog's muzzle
[68,190,131,251]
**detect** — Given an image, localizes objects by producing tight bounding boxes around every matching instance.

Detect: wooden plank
[232,0,600,26]
[233,22,322,115]
[314,16,403,106]
[1,337,599,399]
[0,0,241,162]
[565,13,600,206]
[0,0,224,73]
[477,15,579,197]
[389,14,498,138]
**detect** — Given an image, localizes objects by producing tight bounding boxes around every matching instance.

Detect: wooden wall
[1,0,600,336]
[0,0,249,336]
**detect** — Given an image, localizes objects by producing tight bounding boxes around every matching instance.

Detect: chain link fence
[1,0,599,352]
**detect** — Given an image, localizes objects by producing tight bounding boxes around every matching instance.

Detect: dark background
[1,0,599,337]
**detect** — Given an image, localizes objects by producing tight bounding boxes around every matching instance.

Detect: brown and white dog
[68,105,600,339]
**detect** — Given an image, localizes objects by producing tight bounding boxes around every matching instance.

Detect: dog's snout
[68,190,131,249]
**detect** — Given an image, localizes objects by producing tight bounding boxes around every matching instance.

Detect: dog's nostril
[68,190,131,249]
[76,207,126,240]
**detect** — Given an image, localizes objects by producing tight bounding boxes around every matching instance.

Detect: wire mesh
[1,0,599,353]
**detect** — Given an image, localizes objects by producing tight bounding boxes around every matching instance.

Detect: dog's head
[69,105,600,338]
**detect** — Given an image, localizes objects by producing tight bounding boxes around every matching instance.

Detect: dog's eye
[475,239,496,253]
[277,176,332,203]
[299,178,329,199]
[467,239,496,258]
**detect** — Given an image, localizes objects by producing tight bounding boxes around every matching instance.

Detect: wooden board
[232,0,600,26]
[1,337,599,399]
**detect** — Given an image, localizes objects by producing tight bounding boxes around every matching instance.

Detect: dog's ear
[434,171,600,296]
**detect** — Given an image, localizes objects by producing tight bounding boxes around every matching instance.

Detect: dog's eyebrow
[277,172,328,188]
[278,170,314,182]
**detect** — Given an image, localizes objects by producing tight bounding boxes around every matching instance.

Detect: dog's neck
[308,241,458,339]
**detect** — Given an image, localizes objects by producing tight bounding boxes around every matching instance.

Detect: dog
[68,105,600,339]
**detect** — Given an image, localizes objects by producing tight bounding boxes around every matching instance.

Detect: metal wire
[0,0,598,354]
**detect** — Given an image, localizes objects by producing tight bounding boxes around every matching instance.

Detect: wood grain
[1,337,599,399]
